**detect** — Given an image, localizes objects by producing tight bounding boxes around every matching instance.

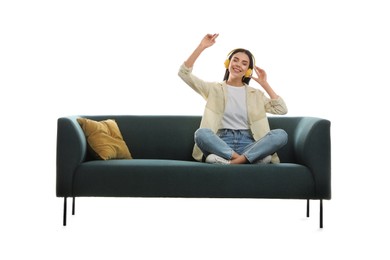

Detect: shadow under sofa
[56,115,331,228]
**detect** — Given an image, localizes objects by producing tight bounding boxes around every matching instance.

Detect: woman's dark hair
[223,48,255,84]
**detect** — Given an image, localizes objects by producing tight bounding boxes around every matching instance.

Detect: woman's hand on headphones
[199,33,219,49]
[252,66,278,99]
[252,66,268,85]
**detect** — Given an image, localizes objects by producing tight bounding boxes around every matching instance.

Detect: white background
[1,0,389,259]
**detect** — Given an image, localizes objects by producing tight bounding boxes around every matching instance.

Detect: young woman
[178,33,288,164]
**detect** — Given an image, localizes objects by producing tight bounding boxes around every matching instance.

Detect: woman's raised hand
[199,33,219,49]
[183,33,219,68]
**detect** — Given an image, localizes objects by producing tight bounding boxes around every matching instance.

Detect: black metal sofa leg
[63,197,67,226]
[320,199,323,228]
[72,197,75,215]
[306,199,310,217]
[63,197,76,226]
[306,199,323,228]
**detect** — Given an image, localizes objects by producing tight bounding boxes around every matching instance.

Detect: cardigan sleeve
[264,95,288,115]
[178,63,213,100]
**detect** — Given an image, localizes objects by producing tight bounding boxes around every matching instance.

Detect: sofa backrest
[85,115,201,161]
[268,116,301,163]
[75,115,312,162]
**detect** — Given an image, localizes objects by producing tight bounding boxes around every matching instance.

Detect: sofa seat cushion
[73,160,315,199]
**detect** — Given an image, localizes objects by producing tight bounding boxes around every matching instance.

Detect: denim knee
[271,129,288,147]
[194,128,214,144]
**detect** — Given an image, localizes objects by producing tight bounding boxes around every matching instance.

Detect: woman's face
[228,52,250,78]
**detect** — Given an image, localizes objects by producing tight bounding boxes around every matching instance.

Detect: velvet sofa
[56,115,331,228]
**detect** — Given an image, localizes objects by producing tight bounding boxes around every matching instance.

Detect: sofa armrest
[56,116,87,197]
[294,117,331,199]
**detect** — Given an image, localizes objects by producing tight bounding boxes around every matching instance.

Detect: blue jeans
[194,128,288,163]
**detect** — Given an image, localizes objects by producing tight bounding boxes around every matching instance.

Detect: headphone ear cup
[245,68,252,78]
[224,59,230,69]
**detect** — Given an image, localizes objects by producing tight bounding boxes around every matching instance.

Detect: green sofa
[56,115,331,227]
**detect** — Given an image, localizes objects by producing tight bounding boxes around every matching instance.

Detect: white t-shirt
[221,85,249,130]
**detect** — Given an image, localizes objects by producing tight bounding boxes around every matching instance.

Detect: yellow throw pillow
[77,118,132,160]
